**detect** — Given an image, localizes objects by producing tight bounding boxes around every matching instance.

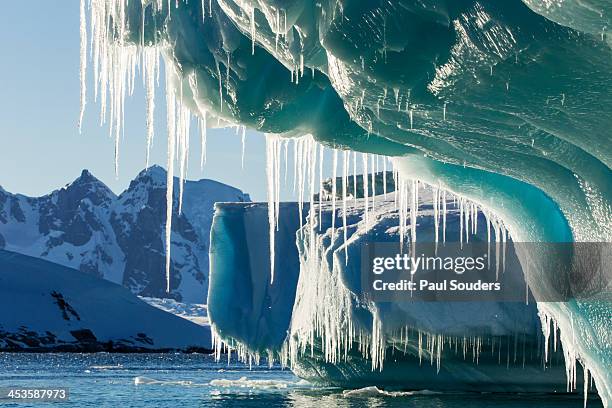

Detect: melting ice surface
[80,0,611,405]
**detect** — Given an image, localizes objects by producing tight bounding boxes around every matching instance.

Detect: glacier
[80,0,611,404]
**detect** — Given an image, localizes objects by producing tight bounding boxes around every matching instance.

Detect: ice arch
[81,0,611,404]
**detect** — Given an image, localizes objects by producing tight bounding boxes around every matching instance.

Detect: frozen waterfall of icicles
[82,0,245,293]
[216,134,519,375]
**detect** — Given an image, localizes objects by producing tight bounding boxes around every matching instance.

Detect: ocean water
[0,353,601,408]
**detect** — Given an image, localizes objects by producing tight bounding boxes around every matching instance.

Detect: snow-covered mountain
[0,166,250,303]
[0,250,211,352]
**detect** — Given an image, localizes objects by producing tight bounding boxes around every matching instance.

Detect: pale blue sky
[0,1,308,202]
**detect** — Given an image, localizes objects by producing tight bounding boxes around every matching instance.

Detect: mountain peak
[133,165,168,185]
[69,169,105,188]
[59,169,115,204]
[144,164,167,177]
[79,169,96,181]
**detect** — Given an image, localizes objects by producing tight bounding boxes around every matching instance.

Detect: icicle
[382,157,387,198]
[433,187,439,244]
[362,153,369,225]
[296,138,306,227]
[318,144,324,225]
[393,166,398,209]
[78,0,87,133]
[331,149,338,239]
[292,140,298,194]
[308,140,318,256]
[410,180,418,244]
[486,211,491,268]
[144,49,158,168]
[177,98,190,215]
[275,138,282,231]
[398,175,408,250]
[418,331,423,365]
[459,198,464,247]
[584,367,589,408]
[342,150,348,263]
[164,75,176,294]
[216,59,223,112]
[226,51,231,89]
[502,224,508,273]
[370,154,376,206]
[284,140,289,185]
[200,116,207,168]
[465,202,471,243]
[241,126,246,168]
[250,7,256,55]
[352,152,358,205]
[265,134,282,283]
[442,190,447,243]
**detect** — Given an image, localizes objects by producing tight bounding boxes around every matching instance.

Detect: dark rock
[50,291,81,321]
[9,197,25,222]
[70,329,98,343]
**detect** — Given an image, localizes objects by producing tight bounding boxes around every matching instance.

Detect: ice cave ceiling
[89,0,611,242]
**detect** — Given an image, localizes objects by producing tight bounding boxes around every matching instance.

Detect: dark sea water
[0,353,601,408]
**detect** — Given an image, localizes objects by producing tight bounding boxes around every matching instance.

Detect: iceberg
[208,191,586,393]
[208,202,307,358]
[80,0,610,403]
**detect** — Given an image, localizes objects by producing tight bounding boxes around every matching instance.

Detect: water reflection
[206,388,600,408]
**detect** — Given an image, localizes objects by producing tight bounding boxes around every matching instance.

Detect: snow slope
[0,166,250,302]
[140,297,209,327]
[0,250,211,351]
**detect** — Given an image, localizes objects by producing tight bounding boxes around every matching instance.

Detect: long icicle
[265,134,281,283]
[144,49,158,168]
[200,116,207,168]
[362,153,369,225]
[78,0,87,133]
[164,74,176,294]
[318,144,324,228]
[353,151,357,205]
[342,150,348,263]
[331,149,338,239]
[241,126,246,169]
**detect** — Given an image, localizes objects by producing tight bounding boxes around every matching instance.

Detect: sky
[0,1,337,202]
